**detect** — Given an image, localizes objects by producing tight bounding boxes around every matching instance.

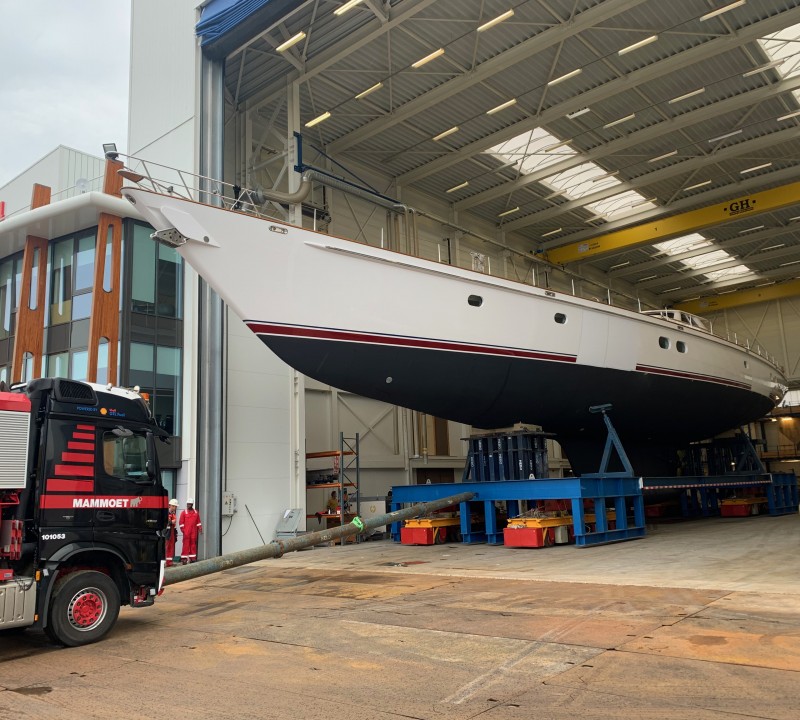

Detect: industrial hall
[1,1,799,718]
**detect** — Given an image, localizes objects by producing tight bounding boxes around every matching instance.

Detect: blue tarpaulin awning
[196,0,273,46]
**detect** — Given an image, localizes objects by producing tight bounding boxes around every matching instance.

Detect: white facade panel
[128,0,199,168]
[224,309,296,552]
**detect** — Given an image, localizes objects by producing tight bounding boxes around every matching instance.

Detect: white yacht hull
[123,188,786,475]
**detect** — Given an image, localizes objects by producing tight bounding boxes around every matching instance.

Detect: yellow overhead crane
[673,278,800,314]
[544,180,800,266]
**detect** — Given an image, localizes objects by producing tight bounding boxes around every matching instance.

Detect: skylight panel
[654,233,710,255]
[486,128,576,175]
[759,23,800,103]
[586,190,657,219]
[680,249,731,270]
[703,264,755,282]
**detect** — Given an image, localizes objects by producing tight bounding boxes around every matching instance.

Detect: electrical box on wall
[222,492,237,517]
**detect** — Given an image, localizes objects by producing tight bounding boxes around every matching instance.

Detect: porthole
[744,360,749,369]
[468,295,483,307]
[554,313,567,324]
[676,341,687,353]
[659,336,670,350]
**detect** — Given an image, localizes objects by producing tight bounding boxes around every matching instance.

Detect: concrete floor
[1,514,799,719]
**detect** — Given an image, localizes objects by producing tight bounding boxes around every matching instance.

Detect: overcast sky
[0,1,131,187]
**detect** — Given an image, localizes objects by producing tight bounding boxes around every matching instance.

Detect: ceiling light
[717,289,739,294]
[604,113,635,129]
[660,287,682,293]
[446,181,469,193]
[412,48,444,68]
[638,275,657,282]
[740,162,772,174]
[762,244,785,251]
[618,35,658,55]
[333,0,364,15]
[780,260,800,267]
[355,82,383,100]
[566,107,591,119]
[684,180,712,191]
[756,281,776,286]
[739,225,765,233]
[543,138,573,152]
[548,69,582,86]
[708,129,742,143]
[498,206,520,217]
[743,59,785,77]
[477,9,514,32]
[700,0,746,22]
[777,110,800,121]
[789,216,800,222]
[669,88,705,104]
[541,228,562,237]
[276,31,306,52]
[305,111,331,128]
[433,126,458,141]
[487,98,517,115]
[610,261,631,270]
[648,150,678,163]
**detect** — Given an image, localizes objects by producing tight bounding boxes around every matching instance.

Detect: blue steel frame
[390,476,646,547]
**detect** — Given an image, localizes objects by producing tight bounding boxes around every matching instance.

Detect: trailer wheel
[47,570,120,647]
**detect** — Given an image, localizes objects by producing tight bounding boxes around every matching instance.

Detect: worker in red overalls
[179,498,202,564]
[165,498,178,566]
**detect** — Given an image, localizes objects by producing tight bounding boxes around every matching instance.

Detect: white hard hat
[186,498,195,505]
[169,498,178,506]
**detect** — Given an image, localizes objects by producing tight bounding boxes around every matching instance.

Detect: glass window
[97,338,109,385]
[131,225,156,313]
[14,257,22,309]
[71,318,90,348]
[0,259,12,339]
[157,244,182,318]
[47,352,69,377]
[103,226,114,292]
[554,313,567,324]
[659,337,670,349]
[72,292,92,320]
[677,341,687,353]
[50,239,73,326]
[130,342,154,387]
[156,346,181,389]
[71,349,88,381]
[23,352,34,382]
[154,389,176,434]
[74,234,95,291]
[0,366,7,384]
[29,247,40,310]
[102,431,149,481]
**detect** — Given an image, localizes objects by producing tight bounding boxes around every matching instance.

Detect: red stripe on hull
[246,322,577,364]
[635,364,750,391]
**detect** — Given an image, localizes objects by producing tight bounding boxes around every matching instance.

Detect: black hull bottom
[261,336,774,476]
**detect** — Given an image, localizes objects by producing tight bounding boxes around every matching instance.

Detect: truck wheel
[47,570,120,647]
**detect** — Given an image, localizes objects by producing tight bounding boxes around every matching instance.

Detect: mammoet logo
[72,498,139,509]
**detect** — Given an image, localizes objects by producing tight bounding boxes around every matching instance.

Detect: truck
[0,377,168,646]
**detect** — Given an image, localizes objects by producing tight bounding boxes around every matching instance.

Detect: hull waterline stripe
[635,363,751,391]
[246,322,577,364]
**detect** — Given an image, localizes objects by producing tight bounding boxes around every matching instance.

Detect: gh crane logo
[725,197,756,216]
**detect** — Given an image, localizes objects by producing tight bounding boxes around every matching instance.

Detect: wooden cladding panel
[11,184,51,383]
[11,236,49,382]
[103,158,124,197]
[86,213,123,383]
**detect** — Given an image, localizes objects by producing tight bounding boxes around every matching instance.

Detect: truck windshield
[102,432,149,481]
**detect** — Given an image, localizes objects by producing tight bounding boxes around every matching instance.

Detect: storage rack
[306,432,360,541]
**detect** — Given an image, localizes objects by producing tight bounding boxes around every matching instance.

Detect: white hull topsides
[123,187,787,475]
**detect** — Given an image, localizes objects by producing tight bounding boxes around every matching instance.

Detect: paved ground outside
[1,515,798,719]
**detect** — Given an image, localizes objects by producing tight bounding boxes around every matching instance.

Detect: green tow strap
[351,516,365,532]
